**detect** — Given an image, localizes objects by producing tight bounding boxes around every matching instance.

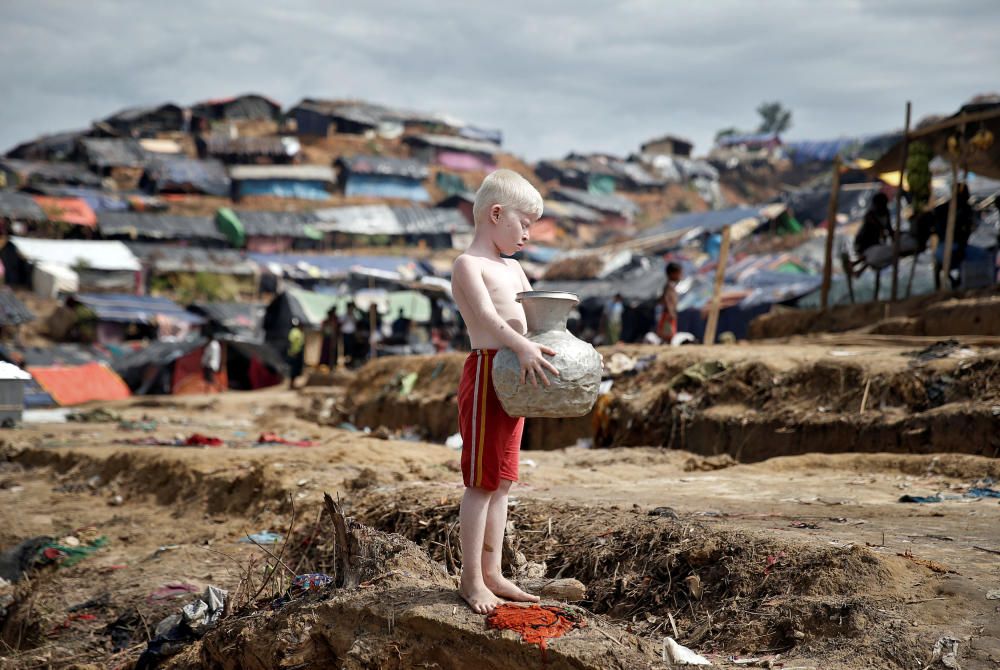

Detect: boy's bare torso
[452,253,529,350]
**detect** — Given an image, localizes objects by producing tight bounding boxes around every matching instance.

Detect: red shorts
[458,349,524,490]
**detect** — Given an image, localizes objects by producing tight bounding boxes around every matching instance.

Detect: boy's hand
[515,341,560,388]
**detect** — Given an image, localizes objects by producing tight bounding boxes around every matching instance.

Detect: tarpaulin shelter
[248,251,427,283]
[404,134,498,172]
[29,185,130,213]
[99,211,227,244]
[200,135,300,164]
[870,99,1000,180]
[57,293,205,344]
[5,128,88,162]
[0,190,47,224]
[188,301,264,338]
[100,103,185,136]
[142,157,230,197]
[31,196,97,228]
[1,237,141,295]
[79,138,151,170]
[0,289,35,331]
[111,337,223,395]
[28,362,131,406]
[0,361,31,424]
[0,159,103,189]
[229,165,335,201]
[216,208,322,251]
[336,155,430,202]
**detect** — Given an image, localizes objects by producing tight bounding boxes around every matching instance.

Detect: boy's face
[490,205,535,256]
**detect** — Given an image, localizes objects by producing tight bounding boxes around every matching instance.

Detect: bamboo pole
[820,156,842,310]
[890,102,911,301]
[940,159,960,290]
[702,224,732,345]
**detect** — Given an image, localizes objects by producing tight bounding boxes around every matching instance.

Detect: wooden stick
[820,156,842,310]
[703,224,732,345]
[860,377,872,414]
[891,101,911,301]
[940,152,962,290]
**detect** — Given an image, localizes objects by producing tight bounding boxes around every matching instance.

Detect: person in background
[286,318,304,389]
[851,192,893,276]
[933,183,977,289]
[604,293,625,345]
[321,307,339,368]
[391,307,412,342]
[340,302,358,364]
[657,262,682,343]
[201,337,221,390]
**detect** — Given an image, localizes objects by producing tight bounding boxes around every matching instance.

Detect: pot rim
[515,290,579,304]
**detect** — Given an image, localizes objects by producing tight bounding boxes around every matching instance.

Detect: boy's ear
[491,204,502,224]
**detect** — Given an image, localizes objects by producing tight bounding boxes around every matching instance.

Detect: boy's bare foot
[484,575,540,603]
[460,579,501,614]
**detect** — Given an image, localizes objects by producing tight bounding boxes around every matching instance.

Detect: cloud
[1,0,998,160]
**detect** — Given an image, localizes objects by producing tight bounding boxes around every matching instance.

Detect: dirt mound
[327,487,931,667]
[8,445,290,515]
[164,497,662,670]
[749,286,1000,340]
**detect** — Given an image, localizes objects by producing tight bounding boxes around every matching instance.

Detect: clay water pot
[492,291,602,418]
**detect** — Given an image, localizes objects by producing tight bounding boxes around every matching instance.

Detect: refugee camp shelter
[0,343,126,407]
[79,138,151,172]
[199,135,301,164]
[229,165,336,201]
[640,134,694,158]
[0,159,103,190]
[30,195,97,231]
[335,155,430,201]
[215,208,323,252]
[125,242,260,298]
[309,204,470,248]
[248,250,425,285]
[100,103,185,137]
[98,211,227,245]
[191,94,281,129]
[188,301,264,338]
[0,190,47,231]
[288,99,462,138]
[263,287,340,351]
[5,129,88,162]
[0,361,31,425]
[112,336,226,395]
[404,134,498,172]
[550,187,640,227]
[436,191,475,226]
[142,157,230,196]
[0,289,35,336]
[1,237,141,296]
[51,293,205,344]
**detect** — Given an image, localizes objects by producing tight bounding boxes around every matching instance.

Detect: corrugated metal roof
[98,211,224,241]
[229,165,336,182]
[389,206,471,234]
[125,242,258,276]
[310,205,469,236]
[337,155,428,179]
[80,138,151,168]
[405,134,499,155]
[70,293,204,325]
[542,199,603,223]
[144,157,230,196]
[204,135,300,158]
[231,210,321,238]
[0,190,47,221]
[9,237,141,272]
[0,159,103,188]
[0,289,35,327]
[551,187,640,217]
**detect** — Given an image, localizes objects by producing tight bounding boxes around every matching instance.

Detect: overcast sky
[2,1,999,161]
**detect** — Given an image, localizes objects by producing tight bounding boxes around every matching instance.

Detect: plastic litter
[136,585,227,669]
[663,636,712,665]
[257,432,316,447]
[146,582,200,603]
[927,635,961,669]
[445,432,463,449]
[240,531,283,545]
[486,604,585,657]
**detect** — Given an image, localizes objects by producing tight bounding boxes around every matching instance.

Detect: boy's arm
[453,256,558,387]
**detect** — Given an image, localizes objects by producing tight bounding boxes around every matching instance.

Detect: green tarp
[215,207,245,248]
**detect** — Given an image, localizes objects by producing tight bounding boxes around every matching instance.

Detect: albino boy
[450,169,559,614]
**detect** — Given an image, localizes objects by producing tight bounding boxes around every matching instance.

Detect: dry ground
[0,382,997,668]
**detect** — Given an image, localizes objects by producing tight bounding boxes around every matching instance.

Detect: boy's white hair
[472,169,544,227]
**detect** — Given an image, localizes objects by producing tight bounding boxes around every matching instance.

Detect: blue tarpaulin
[236,180,330,200]
[71,294,205,325]
[343,174,430,202]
